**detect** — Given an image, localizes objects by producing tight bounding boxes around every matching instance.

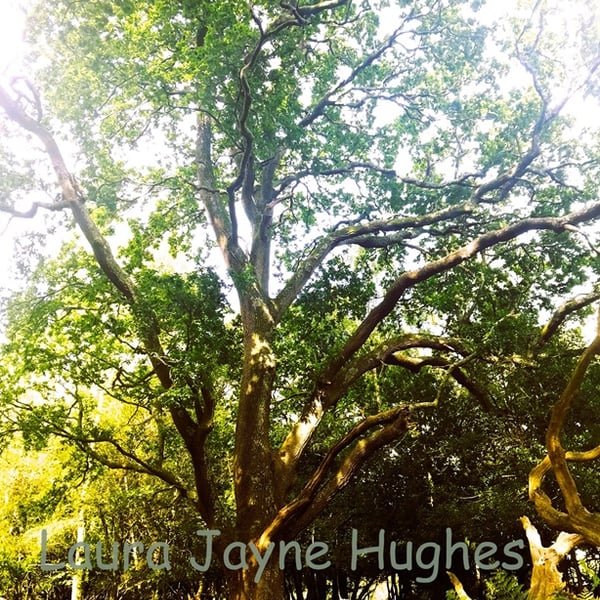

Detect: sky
[0,1,26,71]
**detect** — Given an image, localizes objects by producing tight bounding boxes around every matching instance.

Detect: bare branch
[520,515,584,599]
[447,572,473,600]
[537,287,600,350]
[0,198,70,219]
[545,311,600,515]
[299,21,410,128]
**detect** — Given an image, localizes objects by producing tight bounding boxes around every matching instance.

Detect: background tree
[1,0,600,598]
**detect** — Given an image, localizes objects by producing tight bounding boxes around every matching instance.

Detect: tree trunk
[448,518,584,600]
[521,516,583,600]
[71,515,85,600]
[225,561,286,600]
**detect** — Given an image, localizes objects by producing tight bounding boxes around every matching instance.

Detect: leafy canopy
[0,0,600,596]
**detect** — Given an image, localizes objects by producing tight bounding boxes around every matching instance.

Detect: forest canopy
[0,0,600,598]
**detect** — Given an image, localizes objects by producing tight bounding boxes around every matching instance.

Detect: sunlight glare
[0,0,26,76]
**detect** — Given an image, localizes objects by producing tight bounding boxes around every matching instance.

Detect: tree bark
[225,561,285,600]
[529,308,600,545]
[447,571,473,600]
[448,517,584,600]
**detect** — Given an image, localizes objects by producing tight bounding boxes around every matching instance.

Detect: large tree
[1,0,600,597]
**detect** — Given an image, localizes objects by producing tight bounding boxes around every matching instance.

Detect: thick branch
[320,204,600,386]
[529,455,578,532]
[545,316,600,516]
[278,206,600,483]
[250,152,284,293]
[520,515,584,600]
[344,334,470,379]
[0,85,82,203]
[274,203,475,317]
[1,83,219,524]
[335,335,494,410]
[263,405,409,546]
[447,572,472,600]
[0,83,139,303]
[277,335,464,479]
[529,308,600,543]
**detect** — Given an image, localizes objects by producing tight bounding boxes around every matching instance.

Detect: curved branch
[227,1,352,246]
[529,307,600,543]
[45,423,193,499]
[0,198,71,219]
[299,20,410,128]
[277,208,600,486]
[276,335,465,479]
[536,287,600,350]
[344,334,470,378]
[263,405,409,546]
[545,317,600,515]
[337,335,494,410]
[274,203,475,317]
[0,83,139,304]
[447,572,473,600]
[0,85,82,203]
